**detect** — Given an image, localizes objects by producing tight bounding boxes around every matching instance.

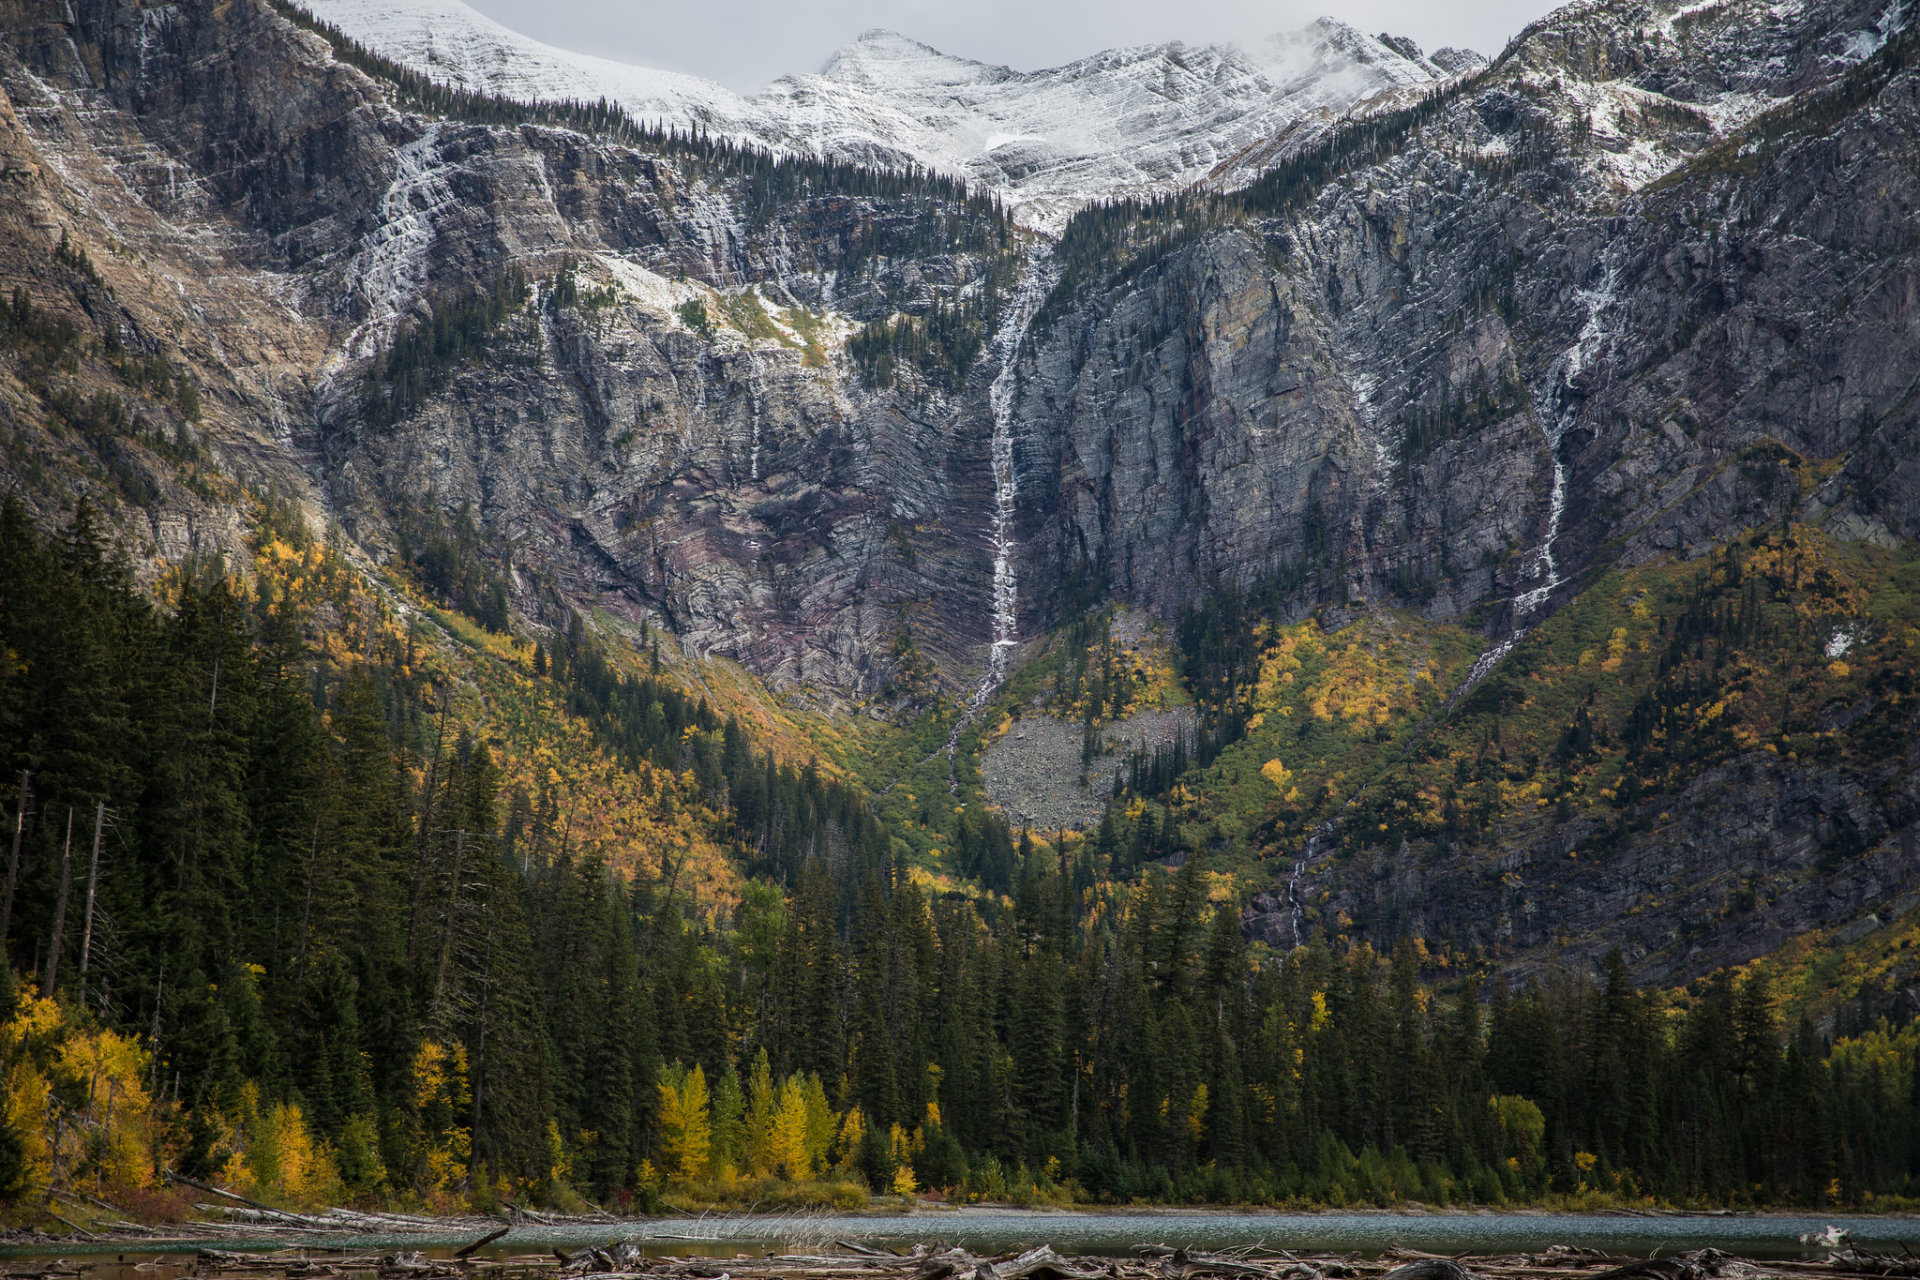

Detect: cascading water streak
[976,251,1052,707]
[1284,822,1334,949]
[1514,254,1620,616]
[746,348,763,484]
[1450,253,1624,705]
[942,249,1053,787]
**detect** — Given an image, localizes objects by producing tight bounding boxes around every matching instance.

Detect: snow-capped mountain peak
[300,0,1483,226]
[814,30,1016,89]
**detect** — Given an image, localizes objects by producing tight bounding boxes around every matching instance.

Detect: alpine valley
[2,0,1920,1219]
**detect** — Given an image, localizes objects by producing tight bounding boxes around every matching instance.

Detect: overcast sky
[461,0,1562,94]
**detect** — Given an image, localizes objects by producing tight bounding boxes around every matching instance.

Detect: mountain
[748,21,1473,224]
[5,0,1920,1219]
[301,0,1483,224]
[1,0,1919,1084]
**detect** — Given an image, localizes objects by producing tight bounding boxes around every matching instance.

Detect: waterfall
[1284,823,1335,949]
[974,251,1051,708]
[746,347,762,484]
[343,123,457,361]
[1447,253,1625,706]
[1515,252,1621,616]
[1511,450,1565,615]
[941,250,1052,786]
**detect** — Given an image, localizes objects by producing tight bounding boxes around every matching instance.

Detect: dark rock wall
[1007,0,1920,643]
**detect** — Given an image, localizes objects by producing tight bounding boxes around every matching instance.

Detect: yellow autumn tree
[770,1077,813,1179]
[1254,625,1321,710]
[800,1074,836,1176]
[888,1122,916,1195]
[1302,622,1417,731]
[52,1003,160,1194]
[835,1106,867,1172]
[223,1082,340,1207]
[1187,1083,1210,1146]
[1261,758,1300,802]
[0,992,61,1202]
[657,1064,712,1183]
[0,991,165,1205]
[1489,1093,1545,1177]
[745,1049,777,1175]
[407,1040,471,1193]
[1,1057,52,1199]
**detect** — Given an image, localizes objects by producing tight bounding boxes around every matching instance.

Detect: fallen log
[503,1203,557,1226]
[1825,1255,1920,1278]
[1586,1254,1736,1280]
[43,1213,100,1241]
[997,1247,1110,1280]
[457,1229,512,1260]
[165,1171,274,1213]
[1159,1250,1283,1280]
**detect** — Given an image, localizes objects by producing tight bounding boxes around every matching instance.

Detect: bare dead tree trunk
[296,813,322,973]
[0,769,28,951]
[147,966,165,1094]
[42,808,73,998]
[77,801,105,1000]
[431,829,465,1025]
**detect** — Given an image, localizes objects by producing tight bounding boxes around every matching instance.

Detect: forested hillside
[4,503,1920,1220]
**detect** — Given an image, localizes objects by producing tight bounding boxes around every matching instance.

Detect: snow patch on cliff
[596,254,699,321]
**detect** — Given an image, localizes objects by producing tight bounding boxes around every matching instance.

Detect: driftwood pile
[4,1174,625,1248]
[12,1241,1920,1280]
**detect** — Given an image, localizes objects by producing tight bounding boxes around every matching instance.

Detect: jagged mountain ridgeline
[3,0,1920,1217]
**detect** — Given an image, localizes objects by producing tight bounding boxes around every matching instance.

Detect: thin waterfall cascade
[978,254,1052,705]
[1515,254,1621,616]
[1284,823,1335,949]
[747,348,763,484]
[941,250,1053,786]
[1452,255,1625,706]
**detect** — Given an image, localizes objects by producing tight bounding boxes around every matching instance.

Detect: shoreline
[6,1205,1920,1259]
[6,1237,1920,1280]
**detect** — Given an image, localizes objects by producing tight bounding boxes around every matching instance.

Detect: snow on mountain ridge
[300,0,1478,227]
[819,29,1019,88]
[301,0,768,136]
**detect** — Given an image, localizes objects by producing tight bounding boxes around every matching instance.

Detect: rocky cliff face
[2,0,1917,977]
[0,0,1030,694]
[23,0,1909,700]
[988,0,1920,977]
[1006,0,1920,636]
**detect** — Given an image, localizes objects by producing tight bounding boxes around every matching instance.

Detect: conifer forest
[3,503,1919,1217]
